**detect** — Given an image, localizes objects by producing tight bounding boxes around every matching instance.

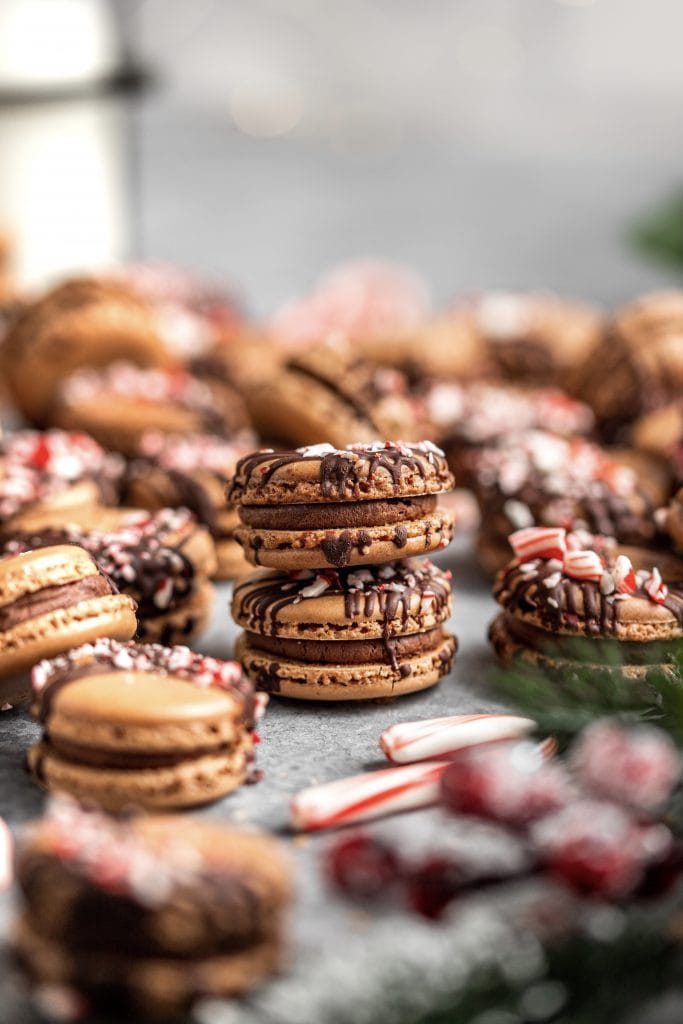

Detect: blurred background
[1,0,683,311]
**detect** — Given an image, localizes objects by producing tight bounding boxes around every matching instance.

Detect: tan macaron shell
[233,567,452,640]
[0,479,102,536]
[233,507,454,570]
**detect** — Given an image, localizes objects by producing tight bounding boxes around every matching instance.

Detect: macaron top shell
[0,545,106,606]
[233,559,452,640]
[228,441,453,506]
[31,638,255,728]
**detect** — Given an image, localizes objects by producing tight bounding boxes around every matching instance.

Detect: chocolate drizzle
[494,558,683,636]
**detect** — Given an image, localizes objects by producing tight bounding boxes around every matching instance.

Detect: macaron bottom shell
[236,630,457,700]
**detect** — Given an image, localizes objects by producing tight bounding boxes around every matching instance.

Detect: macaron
[52,361,251,456]
[2,507,215,647]
[572,290,683,440]
[14,799,290,1018]
[27,638,262,809]
[454,290,602,388]
[665,488,683,554]
[0,546,137,707]
[233,558,456,699]
[245,343,421,449]
[466,431,668,575]
[229,440,455,570]
[632,401,683,482]
[124,430,256,579]
[0,429,124,536]
[489,527,683,689]
[0,277,170,425]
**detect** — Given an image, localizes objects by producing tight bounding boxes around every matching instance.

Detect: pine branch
[631,190,683,271]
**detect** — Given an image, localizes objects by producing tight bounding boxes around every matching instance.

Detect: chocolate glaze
[494,558,683,636]
[288,357,378,426]
[125,459,219,535]
[43,736,240,770]
[228,442,450,504]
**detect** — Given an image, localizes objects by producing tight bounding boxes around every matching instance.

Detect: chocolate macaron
[229,441,455,570]
[0,546,136,707]
[490,527,683,689]
[14,799,290,1018]
[27,638,262,809]
[124,430,255,579]
[233,559,456,699]
[2,509,215,647]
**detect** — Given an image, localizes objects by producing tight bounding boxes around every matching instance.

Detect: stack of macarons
[229,440,457,700]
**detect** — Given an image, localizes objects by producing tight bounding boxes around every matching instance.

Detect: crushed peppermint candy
[60,362,218,416]
[138,430,255,476]
[32,638,249,697]
[0,430,123,520]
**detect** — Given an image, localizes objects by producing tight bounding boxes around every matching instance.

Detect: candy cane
[380,713,536,764]
[563,549,603,582]
[290,761,447,832]
[509,527,567,561]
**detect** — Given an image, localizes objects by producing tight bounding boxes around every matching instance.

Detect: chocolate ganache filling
[238,494,437,531]
[246,626,449,667]
[41,736,241,770]
[0,573,114,633]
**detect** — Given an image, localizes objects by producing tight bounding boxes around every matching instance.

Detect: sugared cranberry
[440,740,574,829]
[531,800,672,900]
[405,856,464,919]
[570,720,681,812]
[326,833,401,900]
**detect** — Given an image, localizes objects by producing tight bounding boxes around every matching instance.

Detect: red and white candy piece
[0,817,13,892]
[290,761,447,832]
[562,549,603,582]
[643,568,669,605]
[509,527,566,562]
[380,713,536,765]
[613,554,637,594]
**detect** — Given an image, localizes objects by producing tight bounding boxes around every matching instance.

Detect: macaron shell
[215,538,252,580]
[233,509,454,570]
[236,630,456,700]
[231,448,454,506]
[0,480,101,536]
[43,668,243,751]
[232,568,452,639]
[134,577,214,647]
[247,370,378,450]
[14,915,285,1015]
[55,396,211,457]
[28,736,252,810]
[0,545,103,606]
[0,593,137,683]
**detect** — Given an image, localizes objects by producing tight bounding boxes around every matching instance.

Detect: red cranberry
[405,856,464,919]
[570,720,681,812]
[531,800,672,900]
[440,740,574,829]
[326,833,400,900]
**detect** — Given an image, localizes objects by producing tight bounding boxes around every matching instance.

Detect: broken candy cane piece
[380,713,536,764]
[613,554,637,594]
[509,527,566,561]
[0,817,13,891]
[643,568,669,605]
[290,761,447,831]
[563,549,603,582]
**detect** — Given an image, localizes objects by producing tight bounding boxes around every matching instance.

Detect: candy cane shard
[290,761,448,831]
[379,713,536,764]
[562,549,604,582]
[509,527,567,561]
[0,817,13,892]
